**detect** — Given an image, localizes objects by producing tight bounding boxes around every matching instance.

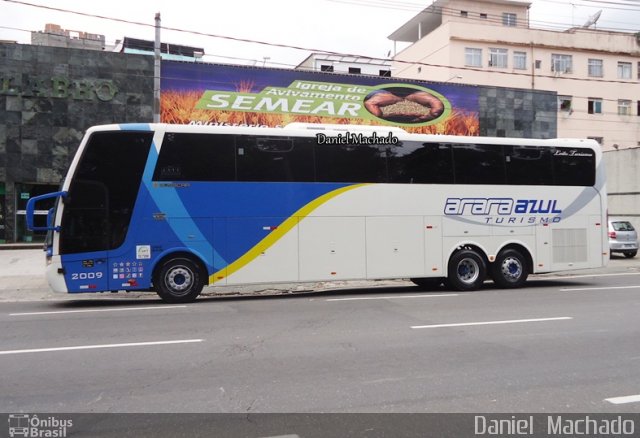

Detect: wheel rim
[165,265,194,296]
[457,258,480,284]
[500,256,522,281]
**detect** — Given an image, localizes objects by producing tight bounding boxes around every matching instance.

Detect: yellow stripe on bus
[210,184,368,284]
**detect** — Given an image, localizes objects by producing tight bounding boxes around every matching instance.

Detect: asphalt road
[1,268,639,417]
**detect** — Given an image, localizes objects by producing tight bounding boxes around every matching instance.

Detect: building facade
[389,0,640,151]
[0,42,153,243]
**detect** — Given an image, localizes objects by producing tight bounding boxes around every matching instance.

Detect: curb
[0,244,44,250]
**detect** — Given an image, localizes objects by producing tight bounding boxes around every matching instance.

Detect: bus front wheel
[153,257,205,303]
[446,249,486,291]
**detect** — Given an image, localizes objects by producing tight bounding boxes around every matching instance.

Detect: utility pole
[153,12,161,123]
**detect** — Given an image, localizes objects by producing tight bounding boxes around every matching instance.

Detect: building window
[379,69,391,77]
[489,48,508,68]
[638,62,640,80]
[460,10,468,17]
[480,13,488,19]
[465,48,482,67]
[588,98,602,114]
[638,101,640,116]
[502,12,517,26]
[551,54,572,74]
[513,51,527,70]
[348,67,361,74]
[618,99,631,115]
[618,62,632,79]
[558,95,572,112]
[535,60,542,69]
[320,64,334,72]
[588,59,603,77]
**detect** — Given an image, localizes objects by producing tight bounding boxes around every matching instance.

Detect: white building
[389,0,640,151]
[297,53,391,77]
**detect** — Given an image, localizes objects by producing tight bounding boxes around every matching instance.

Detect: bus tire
[411,278,443,290]
[153,256,205,303]
[446,249,486,291]
[491,249,529,288]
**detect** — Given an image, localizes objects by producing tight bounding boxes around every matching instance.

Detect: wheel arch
[446,242,490,269]
[151,248,210,287]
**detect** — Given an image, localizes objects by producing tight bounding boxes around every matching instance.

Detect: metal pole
[153,12,161,123]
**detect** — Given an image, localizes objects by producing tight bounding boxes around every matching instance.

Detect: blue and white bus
[27,123,607,303]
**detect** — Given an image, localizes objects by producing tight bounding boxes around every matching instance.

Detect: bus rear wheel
[153,256,205,303]
[446,249,486,291]
[491,249,529,288]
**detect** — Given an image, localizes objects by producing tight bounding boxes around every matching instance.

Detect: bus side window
[551,147,596,186]
[236,136,314,182]
[505,145,553,185]
[387,142,453,184]
[315,143,386,183]
[453,143,506,185]
[153,133,236,181]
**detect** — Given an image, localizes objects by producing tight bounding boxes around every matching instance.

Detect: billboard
[161,61,479,135]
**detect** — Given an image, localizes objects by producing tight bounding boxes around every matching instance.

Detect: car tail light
[609,231,616,239]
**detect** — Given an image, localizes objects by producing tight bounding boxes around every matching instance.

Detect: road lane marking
[538,272,640,280]
[560,285,640,292]
[411,316,572,329]
[605,394,640,405]
[0,339,203,355]
[327,294,458,302]
[10,305,188,316]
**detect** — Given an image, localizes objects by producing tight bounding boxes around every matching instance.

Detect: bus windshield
[60,131,153,254]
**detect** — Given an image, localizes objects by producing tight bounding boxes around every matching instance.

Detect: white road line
[327,294,458,302]
[0,339,203,356]
[10,305,188,316]
[537,272,640,280]
[560,285,640,292]
[411,316,573,329]
[605,394,640,405]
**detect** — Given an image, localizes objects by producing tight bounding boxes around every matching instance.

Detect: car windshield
[612,221,635,232]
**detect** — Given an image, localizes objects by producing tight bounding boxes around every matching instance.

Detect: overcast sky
[1,0,639,67]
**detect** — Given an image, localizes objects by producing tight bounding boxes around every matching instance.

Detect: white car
[608,219,638,258]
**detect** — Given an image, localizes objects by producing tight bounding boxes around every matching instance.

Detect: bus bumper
[46,255,69,293]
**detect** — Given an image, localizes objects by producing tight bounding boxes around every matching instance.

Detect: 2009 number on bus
[71,272,103,280]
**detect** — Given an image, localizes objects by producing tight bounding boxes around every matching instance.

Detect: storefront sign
[0,75,118,102]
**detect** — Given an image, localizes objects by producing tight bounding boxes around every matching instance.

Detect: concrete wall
[0,43,153,242]
[604,147,640,230]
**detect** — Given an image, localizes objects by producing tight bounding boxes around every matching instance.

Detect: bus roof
[85,123,601,151]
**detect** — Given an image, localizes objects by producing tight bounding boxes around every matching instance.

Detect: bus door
[58,179,111,292]
[57,130,154,293]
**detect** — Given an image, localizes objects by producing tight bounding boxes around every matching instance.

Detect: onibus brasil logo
[8,414,73,438]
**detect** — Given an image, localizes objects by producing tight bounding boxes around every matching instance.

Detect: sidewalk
[0,249,638,302]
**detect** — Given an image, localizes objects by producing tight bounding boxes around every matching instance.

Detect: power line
[2,0,638,87]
